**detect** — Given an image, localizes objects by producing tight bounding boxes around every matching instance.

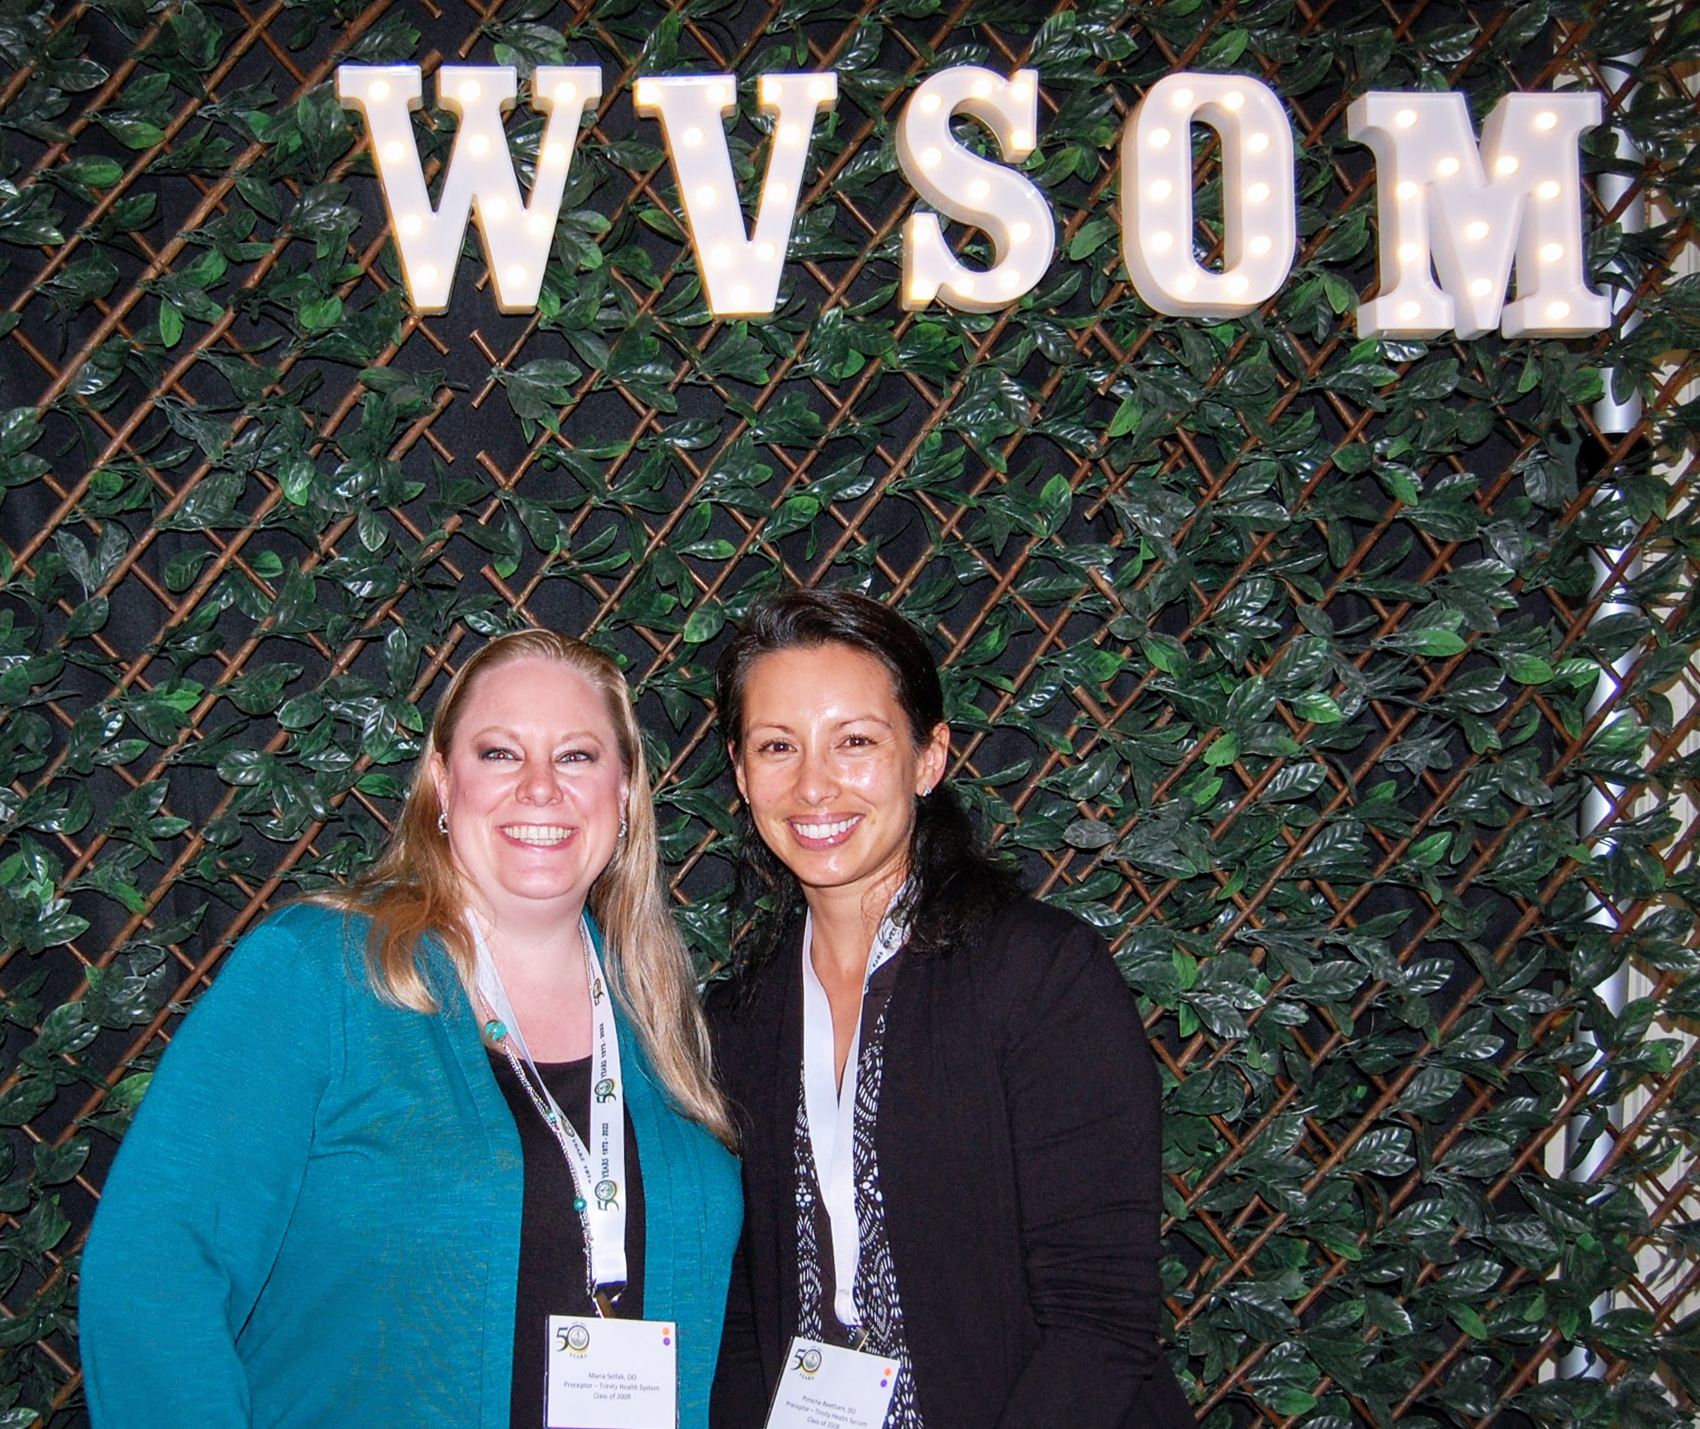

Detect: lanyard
[470,911,629,1303]
[799,894,909,1331]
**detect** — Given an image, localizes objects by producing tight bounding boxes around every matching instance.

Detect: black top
[488,1050,646,1429]
[707,897,1195,1429]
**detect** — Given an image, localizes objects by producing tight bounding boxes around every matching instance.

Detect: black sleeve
[988,909,1191,1429]
[705,978,775,1429]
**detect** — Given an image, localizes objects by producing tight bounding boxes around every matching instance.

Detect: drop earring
[437,811,449,834]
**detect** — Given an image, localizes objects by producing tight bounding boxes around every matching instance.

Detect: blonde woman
[83,631,741,1429]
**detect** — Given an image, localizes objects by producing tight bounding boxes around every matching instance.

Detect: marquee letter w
[336,64,600,314]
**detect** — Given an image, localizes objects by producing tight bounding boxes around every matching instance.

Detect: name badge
[765,1336,898,1429]
[546,1316,678,1429]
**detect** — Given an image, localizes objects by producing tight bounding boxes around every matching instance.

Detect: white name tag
[765,1336,898,1429]
[546,1316,678,1429]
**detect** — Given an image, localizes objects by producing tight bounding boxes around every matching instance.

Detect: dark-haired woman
[706,589,1193,1429]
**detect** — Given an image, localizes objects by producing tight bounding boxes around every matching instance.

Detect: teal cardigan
[81,903,742,1429]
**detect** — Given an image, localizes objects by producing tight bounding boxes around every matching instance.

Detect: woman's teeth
[502,825,573,845]
[792,816,858,839]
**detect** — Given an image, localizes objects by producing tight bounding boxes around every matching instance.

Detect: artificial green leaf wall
[1,1,1698,1426]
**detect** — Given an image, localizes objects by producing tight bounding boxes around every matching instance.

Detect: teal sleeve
[80,907,347,1429]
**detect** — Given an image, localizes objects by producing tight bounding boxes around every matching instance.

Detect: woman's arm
[988,907,1191,1429]
[80,907,344,1429]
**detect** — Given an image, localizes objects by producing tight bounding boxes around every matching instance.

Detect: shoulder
[974,896,1110,972]
[959,897,1133,1025]
[197,902,374,1015]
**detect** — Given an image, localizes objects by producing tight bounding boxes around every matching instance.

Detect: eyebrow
[466,724,608,744]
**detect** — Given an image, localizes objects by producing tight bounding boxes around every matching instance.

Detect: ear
[427,747,450,817]
[729,742,748,802]
[916,722,950,795]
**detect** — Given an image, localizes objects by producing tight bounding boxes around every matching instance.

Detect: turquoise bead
[483,1019,507,1041]
[573,1197,587,1212]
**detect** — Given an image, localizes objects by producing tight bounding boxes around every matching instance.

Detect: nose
[794,742,837,804]
[516,757,564,804]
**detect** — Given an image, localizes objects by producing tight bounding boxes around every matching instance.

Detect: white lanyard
[470,911,629,1300]
[799,895,908,1331]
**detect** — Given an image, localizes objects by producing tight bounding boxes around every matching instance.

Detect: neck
[474,899,589,989]
[804,877,900,985]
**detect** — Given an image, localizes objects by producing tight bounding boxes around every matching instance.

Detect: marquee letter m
[1347,91,1609,339]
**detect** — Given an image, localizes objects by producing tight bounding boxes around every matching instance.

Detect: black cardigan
[706,898,1195,1429]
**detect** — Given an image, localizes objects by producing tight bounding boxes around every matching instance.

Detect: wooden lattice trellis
[2,1,1697,1426]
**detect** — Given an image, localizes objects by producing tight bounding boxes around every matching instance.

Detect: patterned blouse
[792,953,925,1429]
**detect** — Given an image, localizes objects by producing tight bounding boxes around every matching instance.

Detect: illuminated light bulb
[1247,132,1270,153]
[1227,274,1249,296]
[469,133,491,157]
[1149,179,1172,200]
[1224,91,1245,111]
[770,181,790,201]
[528,213,551,236]
[1151,231,1173,252]
[969,178,990,200]
[635,80,659,107]
[1437,156,1460,177]
[1171,87,1193,109]
[506,265,527,287]
[1397,242,1419,262]
[400,214,422,235]
[1011,220,1032,241]
[1249,182,1271,202]
[1398,300,1421,320]
[695,184,717,207]
[1011,79,1033,102]
[1469,278,1491,296]
[368,79,391,103]
[554,80,578,105]
[971,78,993,99]
[756,240,776,261]
[544,142,567,164]
[1547,300,1570,320]
[1496,155,1519,174]
[1250,235,1272,256]
[908,277,930,303]
[809,78,832,102]
[712,245,731,266]
[1150,127,1171,148]
[1011,129,1033,150]
[953,275,976,297]
[731,283,750,306]
[1536,111,1557,130]
[1396,180,1418,200]
[920,93,942,114]
[459,79,481,103]
[1537,180,1561,200]
[1394,108,1417,128]
[683,126,703,147]
[708,83,729,105]
[762,77,784,103]
[418,264,438,286]
[1540,242,1563,262]
[921,146,942,168]
[998,267,1022,289]
[383,140,404,163]
[484,197,507,220]
[780,123,802,145]
[1465,220,1488,240]
[1174,273,1198,294]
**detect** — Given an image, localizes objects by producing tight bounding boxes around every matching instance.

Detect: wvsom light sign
[336,64,1609,341]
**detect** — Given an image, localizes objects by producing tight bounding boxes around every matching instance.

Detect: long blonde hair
[320,629,734,1148]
